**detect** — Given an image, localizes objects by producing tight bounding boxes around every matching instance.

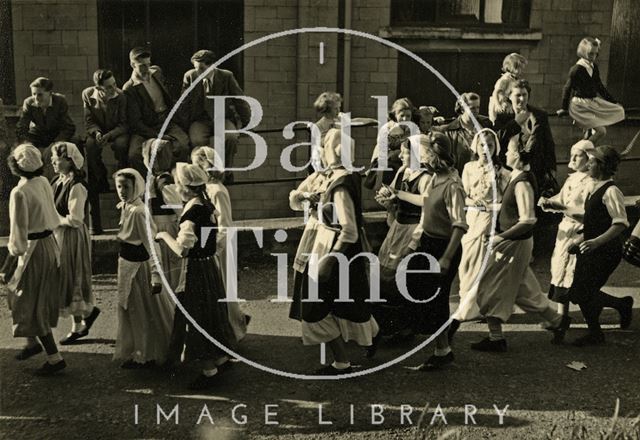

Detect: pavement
[1,247,640,439]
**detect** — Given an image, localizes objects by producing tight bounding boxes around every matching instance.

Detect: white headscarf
[113,168,145,203]
[471,128,500,159]
[191,146,225,173]
[12,143,43,172]
[51,141,84,169]
[571,139,594,156]
[175,162,210,187]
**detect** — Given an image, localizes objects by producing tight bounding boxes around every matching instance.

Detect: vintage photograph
[1,0,640,438]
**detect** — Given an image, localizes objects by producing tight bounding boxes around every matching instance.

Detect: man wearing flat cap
[123,47,190,174]
[181,49,251,183]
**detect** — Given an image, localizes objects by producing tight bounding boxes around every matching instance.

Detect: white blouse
[589,179,629,227]
[57,176,88,228]
[461,161,510,206]
[9,176,60,256]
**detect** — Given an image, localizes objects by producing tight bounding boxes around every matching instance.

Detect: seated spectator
[82,69,130,234]
[123,47,189,174]
[181,49,250,183]
[16,77,76,175]
[434,92,492,175]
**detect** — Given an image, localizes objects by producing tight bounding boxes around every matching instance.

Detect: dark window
[397,51,508,117]
[97,0,244,99]
[391,0,531,28]
[0,0,15,104]
[608,0,640,107]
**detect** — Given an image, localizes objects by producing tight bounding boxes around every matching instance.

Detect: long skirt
[114,261,174,363]
[372,219,417,335]
[9,235,60,337]
[57,224,93,317]
[404,234,461,335]
[296,228,378,346]
[183,256,237,362]
[569,96,625,129]
[453,210,492,321]
[476,237,553,322]
[548,216,582,302]
[567,239,622,305]
[153,215,182,293]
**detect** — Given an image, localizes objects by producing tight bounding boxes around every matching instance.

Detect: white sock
[72,321,87,333]
[202,368,218,377]
[47,352,63,364]
[331,361,351,370]
[434,346,452,357]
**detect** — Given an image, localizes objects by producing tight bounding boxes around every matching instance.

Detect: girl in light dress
[489,53,527,130]
[565,146,633,346]
[113,168,174,369]
[558,37,625,143]
[449,129,510,339]
[372,139,431,342]
[191,145,250,342]
[538,140,593,327]
[472,137,571,353]
[49,142,100,346]
[293,128,380,375]
[6,144,65,375]
[155,163,236,389]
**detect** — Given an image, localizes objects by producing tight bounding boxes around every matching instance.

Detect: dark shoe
[551,315,572,344]
[83,307,101,332]
[120,360,146,369]
[364,332,383,358]
[417,352,454,371]
[620,296,634,330]
[314,365,353,375]
[470,337,507,353]
[447,319,461,344]
[34,359,67,376]
[15,344,43,361]
[188,373,222,391]
[59,330,89,345]
[572,332,605,347]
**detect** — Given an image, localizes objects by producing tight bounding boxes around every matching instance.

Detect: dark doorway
[397,51,508,117]
[609,0,640,108]
[97,0,244,98]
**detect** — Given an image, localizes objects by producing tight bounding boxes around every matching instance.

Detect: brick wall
[11,0,98,124]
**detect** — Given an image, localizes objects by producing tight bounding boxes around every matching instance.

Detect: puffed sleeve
[417,173,431,194]
[177,220,198,250]
[333,187,358,243]
[602,185,629,227]
[210,188,232,228]
[444,181,469,231]
[59,183,87,228]
[514,181,537,224]
[8,189,28,256]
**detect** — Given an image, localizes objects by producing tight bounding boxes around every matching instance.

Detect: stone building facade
[2,0,638,223]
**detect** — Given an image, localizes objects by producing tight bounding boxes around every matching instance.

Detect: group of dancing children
[3,35,637,386]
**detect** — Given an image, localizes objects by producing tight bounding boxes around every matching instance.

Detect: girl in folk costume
[399,133,467,371]
[141,139,182,293]
[113,168,174,369]
[472,137,571,353]
[538,140,594,323]
[566,146,633,346]
[155,163,236,390]
[372,139,431,342]
[6,144,65,375]
[365,98,419,188]
[449,129,510,338]
[294,128,380,375]
[49,142,100,346]
[191,146,250,342]
[558,37,625,143]
[489,53,528,130]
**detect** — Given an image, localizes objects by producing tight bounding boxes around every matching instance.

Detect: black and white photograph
[1,0,640,438]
